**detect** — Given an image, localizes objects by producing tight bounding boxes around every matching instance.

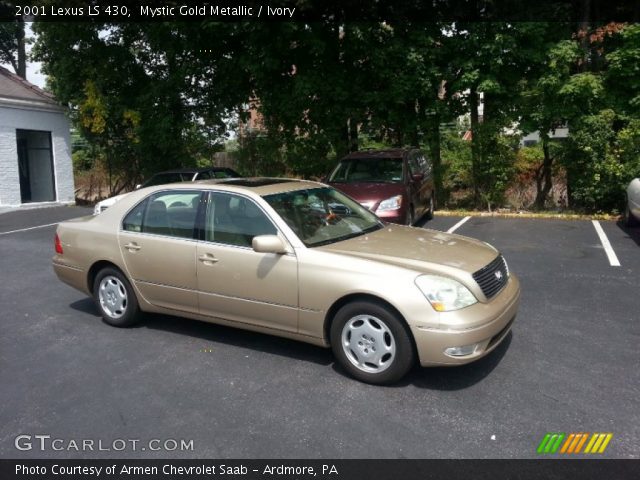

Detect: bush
[441,131,473,192]
[562,110,640,212]
[475,132,518,209]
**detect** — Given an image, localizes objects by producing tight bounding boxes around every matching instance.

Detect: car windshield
[263,187,384,247]
[328,158,404,183]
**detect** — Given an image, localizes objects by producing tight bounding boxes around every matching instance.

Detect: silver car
[626,178,640,227]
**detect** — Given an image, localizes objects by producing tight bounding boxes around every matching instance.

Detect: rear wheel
[93,267,140,327]
[425,193,435,220]
[330,301,415,385]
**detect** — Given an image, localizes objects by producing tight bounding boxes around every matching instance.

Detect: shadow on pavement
[70,297,511,387]
[616,219,640,247]
[402,332,512,390]
[69,298,101,316]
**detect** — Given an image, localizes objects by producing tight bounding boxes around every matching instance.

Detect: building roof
[0,66,60,108]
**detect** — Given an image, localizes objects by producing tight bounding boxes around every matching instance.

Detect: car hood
[329,182,405,207]
[318,224,498,275]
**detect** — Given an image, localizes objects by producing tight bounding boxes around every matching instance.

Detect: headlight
[376,195,402,212]
[415,275,477,312]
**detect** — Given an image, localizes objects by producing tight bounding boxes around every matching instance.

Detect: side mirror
[135,184,142,190]
[411,172,424,182]
[252,235,288,254]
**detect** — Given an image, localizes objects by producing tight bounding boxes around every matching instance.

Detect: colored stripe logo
[537,433,612,454]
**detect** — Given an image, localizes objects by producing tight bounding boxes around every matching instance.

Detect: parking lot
[1,206,638,459]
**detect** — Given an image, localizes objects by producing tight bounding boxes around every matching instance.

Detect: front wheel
[93,267,140,327]
[405,205,415,226]
[330,301,415,384]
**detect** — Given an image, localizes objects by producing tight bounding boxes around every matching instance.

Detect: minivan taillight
[54,233,63,254]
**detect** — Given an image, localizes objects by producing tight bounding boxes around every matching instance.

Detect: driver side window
[205,193,277,247]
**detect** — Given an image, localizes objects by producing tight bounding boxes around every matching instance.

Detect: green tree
[520,38,586,208]
[445,22,563,208]
[32,21,246,193]
[558,22,638,210]
[0,17,26,78]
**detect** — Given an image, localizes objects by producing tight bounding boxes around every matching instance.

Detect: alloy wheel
[98,275,128,319]
[341,314,396,373]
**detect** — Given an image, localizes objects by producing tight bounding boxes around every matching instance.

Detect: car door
[119,190,203,313]
[196,191,299,332]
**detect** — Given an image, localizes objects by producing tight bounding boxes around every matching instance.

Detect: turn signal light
[54,233,63,254]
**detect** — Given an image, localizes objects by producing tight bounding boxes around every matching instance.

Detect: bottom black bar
[2,459,638,480]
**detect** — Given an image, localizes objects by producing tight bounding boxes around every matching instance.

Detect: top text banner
[2,0,640,22]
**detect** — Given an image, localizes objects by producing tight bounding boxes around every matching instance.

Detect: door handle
[198,253,219,265]
[124,242,141,251]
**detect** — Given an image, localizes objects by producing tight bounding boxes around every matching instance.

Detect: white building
[0,66,74,207]
[520,127,569,147]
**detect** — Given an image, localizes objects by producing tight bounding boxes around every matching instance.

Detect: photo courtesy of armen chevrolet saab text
[53,178,520,384]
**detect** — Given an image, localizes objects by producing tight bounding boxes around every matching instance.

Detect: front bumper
[376,209,406,224]
[411,274,520,366]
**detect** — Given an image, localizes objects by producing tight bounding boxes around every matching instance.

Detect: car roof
[341,148,414,160]
[182,177,325,196]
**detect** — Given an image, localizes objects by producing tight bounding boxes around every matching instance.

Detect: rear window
[122,191,202,239]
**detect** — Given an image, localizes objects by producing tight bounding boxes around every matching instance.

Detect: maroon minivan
[327,148,434,225]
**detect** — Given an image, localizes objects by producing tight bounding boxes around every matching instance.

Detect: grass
[435,209,621,221]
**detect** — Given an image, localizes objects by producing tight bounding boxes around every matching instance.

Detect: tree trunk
[348,117,358,152]
[336,121,350,159]
[408,100,419,147]
[534,135,554,209]
[16,17,27,80]
[428,111,443,209]
[469,85,481,206]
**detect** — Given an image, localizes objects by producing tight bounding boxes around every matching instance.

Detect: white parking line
[592,220,621,267]
[0,222,58,236]
[447,216,472,233]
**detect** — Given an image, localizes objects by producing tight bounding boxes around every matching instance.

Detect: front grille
[472,255,509,300]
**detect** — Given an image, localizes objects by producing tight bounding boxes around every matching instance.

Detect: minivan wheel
[330,301,415,385]
[406,206,415,226]
[425,194,435,220]
[93,267,140,327]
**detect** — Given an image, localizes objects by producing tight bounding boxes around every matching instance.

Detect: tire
[425,193,435,221]
[625,203,639,227]
[330,300,415,385]
[93,267,140,327]
[406,205,415,226]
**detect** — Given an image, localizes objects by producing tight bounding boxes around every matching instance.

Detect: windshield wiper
[309,223,383,247]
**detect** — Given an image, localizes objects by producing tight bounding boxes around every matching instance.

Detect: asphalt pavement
[0,206,638,459]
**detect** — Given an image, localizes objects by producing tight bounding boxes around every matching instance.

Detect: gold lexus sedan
[53,179,520,384]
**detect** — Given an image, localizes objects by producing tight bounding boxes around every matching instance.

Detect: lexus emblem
[494,270,503,281]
